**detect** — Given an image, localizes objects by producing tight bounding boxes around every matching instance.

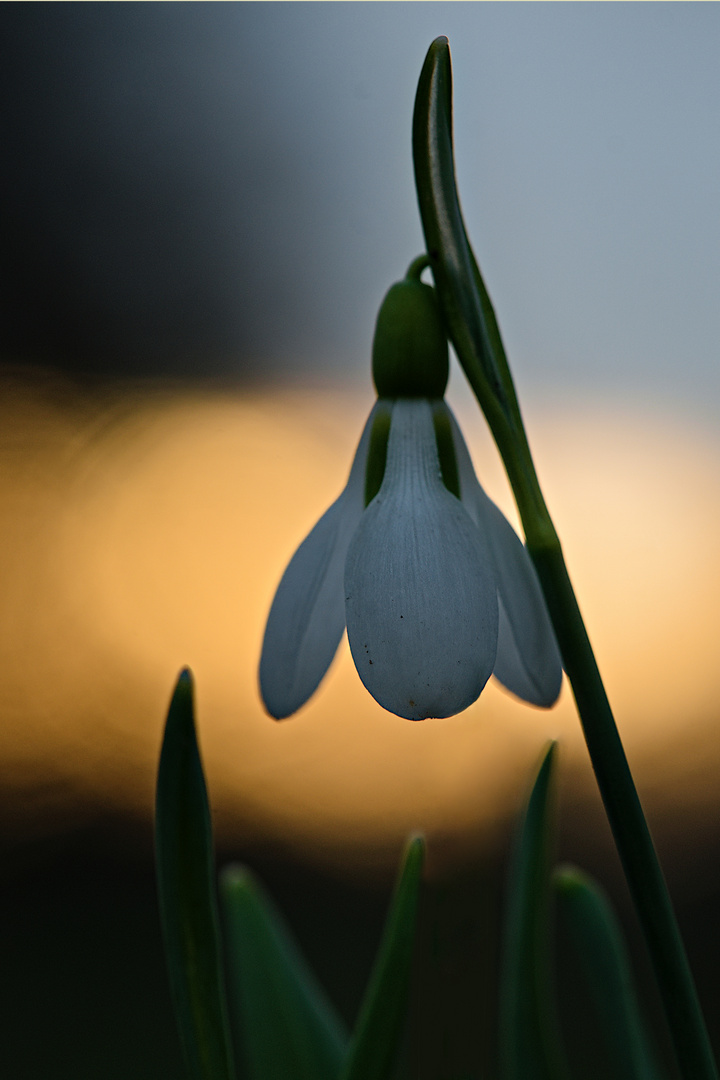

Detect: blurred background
[2,4,720,1078]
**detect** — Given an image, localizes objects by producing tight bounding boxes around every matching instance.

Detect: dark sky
[2,3,719,410]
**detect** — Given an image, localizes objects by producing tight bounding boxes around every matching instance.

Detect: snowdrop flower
[259,262,562,720]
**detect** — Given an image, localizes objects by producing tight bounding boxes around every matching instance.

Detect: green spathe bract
[372,270,448,399]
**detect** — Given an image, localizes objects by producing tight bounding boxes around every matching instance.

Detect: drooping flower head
[259,259,562,720]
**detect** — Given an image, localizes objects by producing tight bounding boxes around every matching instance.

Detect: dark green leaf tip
[538,739,557,773]
[167,667,194,718]
[156,669,236,1080]
[219,863,251,892]
[553,864,588,897]
[218,864,265,916]
[402,832,426,872]
[425,36,449,67]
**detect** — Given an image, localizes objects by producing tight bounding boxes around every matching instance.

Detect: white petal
[259,402,383,718]
[443,403,563,707]
[344,399,498,720]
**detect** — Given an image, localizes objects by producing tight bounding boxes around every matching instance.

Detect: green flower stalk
[412,34,717,1080]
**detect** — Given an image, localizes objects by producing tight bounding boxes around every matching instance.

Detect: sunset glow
[2,371,719,879]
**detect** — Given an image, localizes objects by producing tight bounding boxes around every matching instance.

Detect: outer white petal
[259,402,383,718]
[442,403,563,707]
[344,399,498,720]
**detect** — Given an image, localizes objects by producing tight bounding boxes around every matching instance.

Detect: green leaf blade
[342,834,426,1080]
[220,864,349,1080]
[155,668,236,1080]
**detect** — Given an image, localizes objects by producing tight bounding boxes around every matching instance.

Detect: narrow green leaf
[341,834,426,1080]
[554,865,665,1080]
[499,743,570,1080]
[155,668,236,1080]
[219,864,349,1080]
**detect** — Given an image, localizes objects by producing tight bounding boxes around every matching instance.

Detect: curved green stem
[412,35,718,1080]
[405,253,432,281]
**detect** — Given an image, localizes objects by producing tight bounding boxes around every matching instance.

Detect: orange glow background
[3,366,719,886]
